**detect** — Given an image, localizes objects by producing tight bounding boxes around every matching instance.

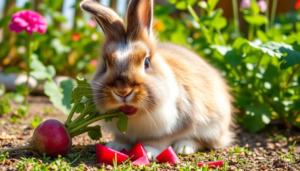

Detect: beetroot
[127,141,148,161]
[198,160,224,168]
[32,119,72,157]
[131,155,150,166]
[120,148,128,155]
[0,119,72,157]
[156,146,181,164]
[96,144,128,165]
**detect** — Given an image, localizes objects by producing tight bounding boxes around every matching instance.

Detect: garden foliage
[159,0,300,132]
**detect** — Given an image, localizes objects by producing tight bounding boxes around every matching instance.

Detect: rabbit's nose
[113,88,133,99]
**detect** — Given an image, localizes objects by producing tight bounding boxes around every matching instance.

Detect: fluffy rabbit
[80,0,234,159]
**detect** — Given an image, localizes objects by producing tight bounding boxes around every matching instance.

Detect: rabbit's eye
[144,58,149,69]
[104,60,107,68]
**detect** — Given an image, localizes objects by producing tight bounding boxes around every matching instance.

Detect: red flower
[296,0,300,9]
[72,33,82,41]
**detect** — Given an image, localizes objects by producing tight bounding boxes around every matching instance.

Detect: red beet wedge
[198,160,224,168]
[156,146,181,164]
[131,155,150,166]
[127,141,148,161]
[120,148,128,155]
[96,144,129,165]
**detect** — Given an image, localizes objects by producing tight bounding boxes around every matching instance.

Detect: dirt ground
[1,96,300,170]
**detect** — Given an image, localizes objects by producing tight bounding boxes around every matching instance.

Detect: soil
[1,96,300,171]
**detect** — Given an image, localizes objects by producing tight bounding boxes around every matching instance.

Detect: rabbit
[80,0,234,160]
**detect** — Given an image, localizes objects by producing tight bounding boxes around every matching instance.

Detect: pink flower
[9,10,47,35]
[257,0,267,13]
[240,0,251,9]
[90,60,98,66]
[88,19,97,28]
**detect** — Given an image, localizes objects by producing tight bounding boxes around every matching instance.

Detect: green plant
[31,116,43,128]
[164,0,300,133]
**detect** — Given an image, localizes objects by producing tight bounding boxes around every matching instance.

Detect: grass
[1,142,299,170]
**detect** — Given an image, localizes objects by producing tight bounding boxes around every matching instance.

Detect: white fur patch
[173,139,200,155]
[105,141,132,152]
[144,146,161,161]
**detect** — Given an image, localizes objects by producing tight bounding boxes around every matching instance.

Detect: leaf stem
[217,29,225,45]
[29,80,43,94]
[265,0,269,31]
[68,101,94,128]
[270,0,278,27]
[248,25,254,41]
[187,4,212,44]
[252,53,264,83]
[68,112,97,130]
[0,145,34,153]
[69,112,123,134]
[232,0,240,36]
[24,34,32,105]
[284,63,300,92]
[65,99,81,126]
[70,126,95,137]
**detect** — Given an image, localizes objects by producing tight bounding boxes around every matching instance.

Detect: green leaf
[0,85,5,96]
[0,16,10,28]
[224,50,243,67]
[75,103,85,113]
[211,16,227,30]
[31,116,43,128]
[44,80,70,115]
[4,67,24,75]
[13,93,24,103]
[17,104,29,117]
[15,85,26,95]
[257,30,269,42]
[70,77,93,104]
[248,41,289,58]
[172,0,197,10]
[45,0,64,10]
[30,55,56,80]
[207,0,219,12]
[51,39,71,55]
[242,104,271,133]
[52,11,67,22]
[244,15,268,26]
[279,46,300,69]
[117,113,128,134]
[60,79,76,113]
[105,117,114,122]
[87,125,102,140]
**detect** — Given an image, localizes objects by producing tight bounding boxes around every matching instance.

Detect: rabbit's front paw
[144,146,162,161]
[105,141,131,152]
[173,139,200,155]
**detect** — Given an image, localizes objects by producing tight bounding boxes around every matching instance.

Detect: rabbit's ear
[80,0,126,42]
[126,0,154,40]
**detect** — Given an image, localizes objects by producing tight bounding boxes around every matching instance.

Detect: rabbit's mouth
[119,105,137,116]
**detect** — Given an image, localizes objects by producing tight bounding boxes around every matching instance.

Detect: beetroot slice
[198,160,224,168]
[156,146,181,164]
[96,144,128,165]
[131,155,150,166]
[120,148,128,155]
[127,141,148,161]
